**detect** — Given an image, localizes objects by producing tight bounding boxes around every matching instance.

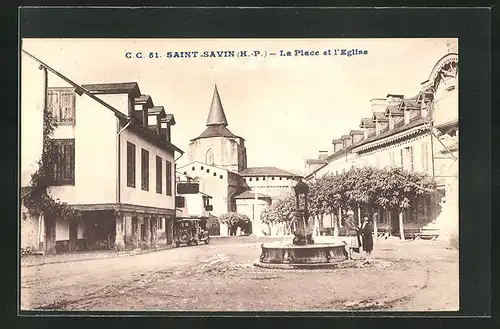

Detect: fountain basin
[258,241,348,265]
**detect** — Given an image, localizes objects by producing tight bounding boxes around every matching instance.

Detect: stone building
[21,51,183,253]
[304,41,458,242]
[179,85,301,236]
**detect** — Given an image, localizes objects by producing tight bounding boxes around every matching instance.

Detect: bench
[414,228,440,241]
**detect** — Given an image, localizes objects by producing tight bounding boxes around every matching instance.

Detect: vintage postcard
[20,38,459,312]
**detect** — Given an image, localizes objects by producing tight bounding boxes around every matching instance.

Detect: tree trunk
[399,211,405,242]
[373,210,378,240]
[338,207,342,228]
[357,205,362,226]
[333,213,339,238]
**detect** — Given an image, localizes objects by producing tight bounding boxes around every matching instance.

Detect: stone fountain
[254,180,350,269]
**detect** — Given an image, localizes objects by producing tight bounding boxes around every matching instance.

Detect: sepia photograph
[20,37,459,312]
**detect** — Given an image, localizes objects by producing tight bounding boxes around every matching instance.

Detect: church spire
[206,84,228,126]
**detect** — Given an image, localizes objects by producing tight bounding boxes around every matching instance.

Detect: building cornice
[352,122,430,153]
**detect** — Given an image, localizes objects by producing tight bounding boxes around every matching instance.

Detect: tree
[260,166,440,237]
[218,212,251,235]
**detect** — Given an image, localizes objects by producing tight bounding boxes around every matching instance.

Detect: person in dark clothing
[361,216,374,259]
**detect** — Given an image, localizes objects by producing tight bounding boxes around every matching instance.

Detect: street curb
[21,245,175,268]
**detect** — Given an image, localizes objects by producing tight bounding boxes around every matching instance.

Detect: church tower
[188,85,248,173]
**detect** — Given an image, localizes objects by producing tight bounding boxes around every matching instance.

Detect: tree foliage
[23,109,81,220]
[218,212,251,228]
[261,166,439,225]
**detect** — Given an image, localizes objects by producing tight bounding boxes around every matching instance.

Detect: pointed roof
[239,167,301,177]
[206,85,228,126]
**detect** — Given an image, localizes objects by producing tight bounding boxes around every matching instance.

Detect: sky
[21,38,454,176]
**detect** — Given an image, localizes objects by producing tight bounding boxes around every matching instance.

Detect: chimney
[161,114,176,143]
[341,135,353,148]
[359,118,376,139]
[349,130,364,144]
[318,150,329,160]
[332,139,344,153]
[370,98,387,114]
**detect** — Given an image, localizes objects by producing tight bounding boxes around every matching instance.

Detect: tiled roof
[373,112,389,122]
[352,117,430,149]
[206,85,228,126]
[234,190,272,199]
[350,130,364,135]
[135,94,153,105]
[148,106,165,115]
[306,159,328,165]
[239,167,301,177]
[402,97,421,110]
[191,125,240,141]
[82,82,140,95]
[386,105,404,116]
[360,118,376,128]
[341,135,352,140]
[162,114,176,125]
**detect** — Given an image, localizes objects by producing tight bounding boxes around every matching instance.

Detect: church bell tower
[188,85,247,173]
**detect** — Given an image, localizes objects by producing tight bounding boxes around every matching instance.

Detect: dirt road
[20,238,458,311]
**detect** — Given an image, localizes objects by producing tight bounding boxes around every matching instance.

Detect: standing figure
[344,210,360,259]
[361,216,374,259]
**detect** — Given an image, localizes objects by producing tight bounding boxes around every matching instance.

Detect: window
[156,156,162,194]
[201,166,204,170]
[272,177,275,180]
[126,142,136,188]
[249,178,253,181]
[206,149,214,165]
[399,149,404,168]
[219,175,223,179]
[159,219,163,230]
[407,146,414,171]
[256,177,259,181]
[192,166,195,171]
[280,177,282,180]
[166,160,172,196]
[422,143,429,171]
[183,171,187,175]
[389,151,395,167]
[141,149,149,191]
[47,88,76,125]
[50,139,75,185]
[213,172,217,177]
[175,196,185,208]
[206,169,210,173]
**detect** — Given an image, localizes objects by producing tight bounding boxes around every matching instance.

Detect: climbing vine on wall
[23,109,81,220]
